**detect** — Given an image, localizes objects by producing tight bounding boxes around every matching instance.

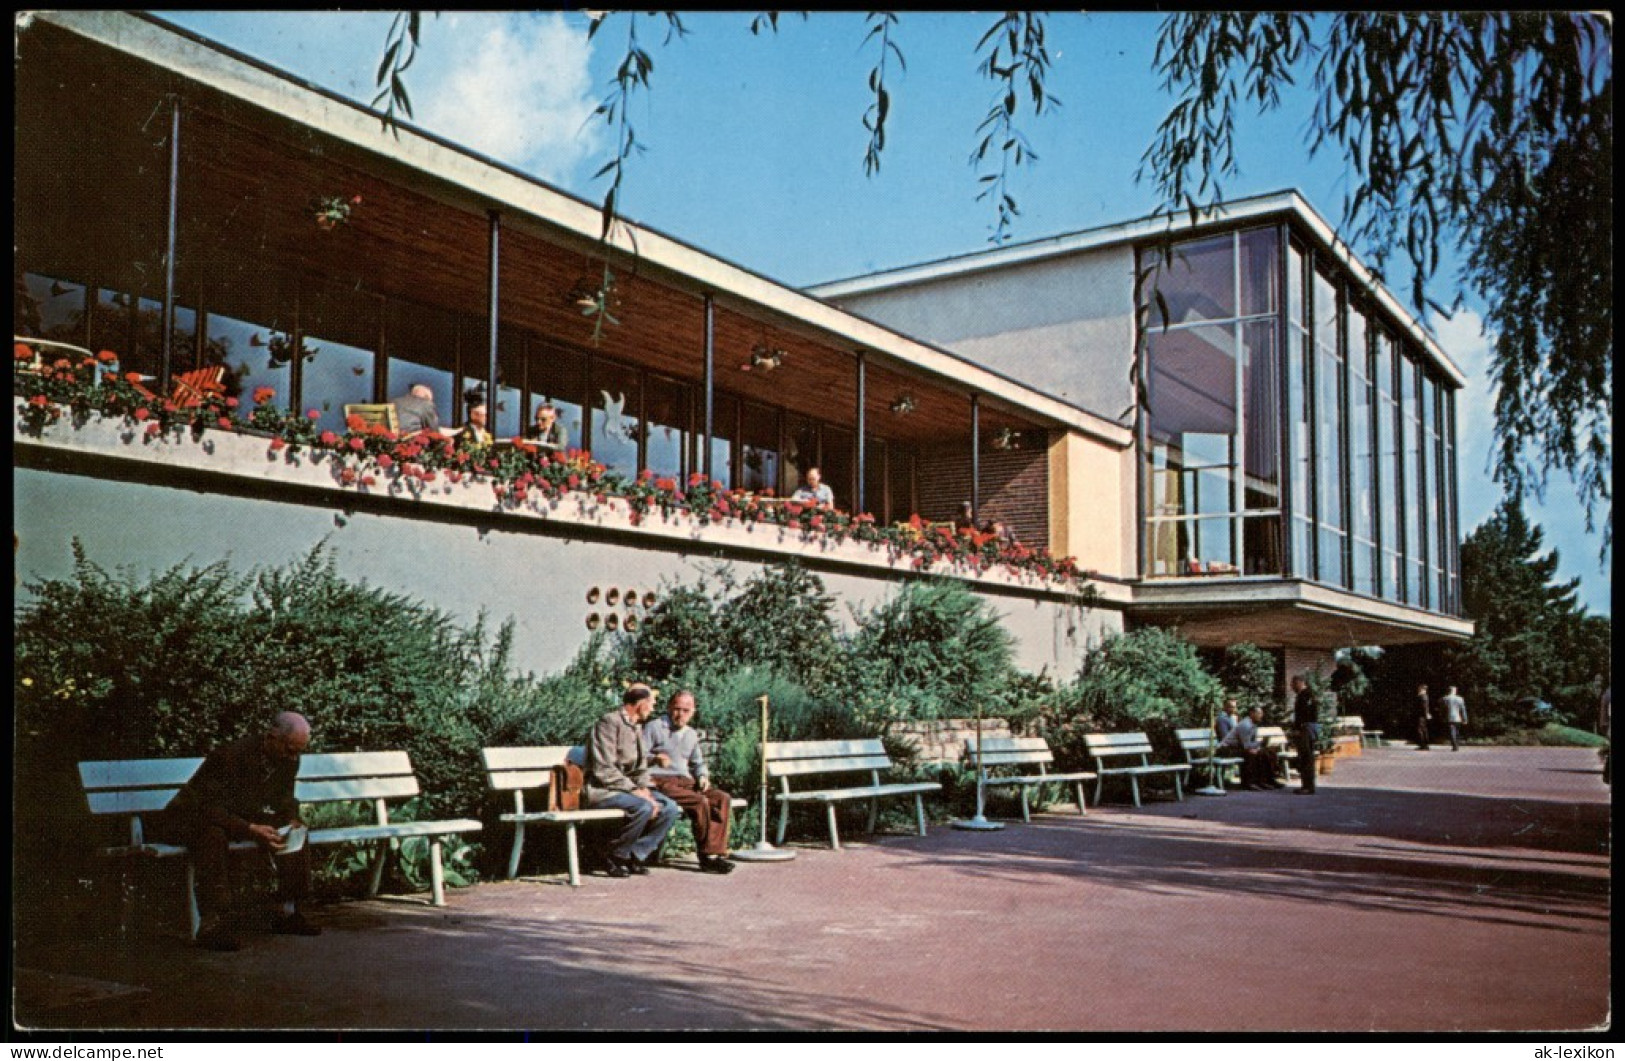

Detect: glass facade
[1141,225,1462,616]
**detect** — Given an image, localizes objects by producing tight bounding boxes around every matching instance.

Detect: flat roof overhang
[21,11,1131,451]
[1127,578,1473,650]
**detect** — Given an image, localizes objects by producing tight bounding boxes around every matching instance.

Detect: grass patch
[1477,724,1609,748]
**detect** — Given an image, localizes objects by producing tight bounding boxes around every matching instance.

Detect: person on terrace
[792,466,834,508]
[149,711,321,951]
[391,383,441,435]
[528,401,568,452]
[456,402,493,451]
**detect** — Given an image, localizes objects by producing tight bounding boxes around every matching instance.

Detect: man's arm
[587,716,638,793]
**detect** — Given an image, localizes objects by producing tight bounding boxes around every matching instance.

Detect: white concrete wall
[833,246,1140,425]
[14,421,1121,678]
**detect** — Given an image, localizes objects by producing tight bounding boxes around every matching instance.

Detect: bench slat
[486,769,556,792]
[765,739,886,759]
[298,750,414,779]
[768,755,893,778]
[776,782,941,803]
[483,746,574,771]
[296,775,420,803]
[79,759,204,790]
[309,818,483,846]
[86,789,184,816]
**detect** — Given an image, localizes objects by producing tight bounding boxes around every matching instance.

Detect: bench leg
[776,800,789,846]
[564,823,582,887]
[826,804,841,850]
[1019,786,1031,823]
[1094,775,1105,807]
[914,794,927,837]
[1074,781,1087,816]
[368,841,389,897]
[184,860,200,939]
[1129,776,1142,808]
[1172,774,1184,802]
[429,840,447,906]
[866,798,878,835]
[507,822,526,880]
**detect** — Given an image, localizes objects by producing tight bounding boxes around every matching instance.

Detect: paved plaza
[13,745,1611,1033]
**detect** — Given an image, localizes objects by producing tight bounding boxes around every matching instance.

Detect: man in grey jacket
[585,683,681,877]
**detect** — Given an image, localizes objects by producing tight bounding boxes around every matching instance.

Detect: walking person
[1440,686,1468,751]
[1414,683,1432,750]
[1291,674,1318,795]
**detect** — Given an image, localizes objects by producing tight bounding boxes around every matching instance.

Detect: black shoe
[1294,789,1316,796]
[602,857,632,879]
[627,857,650,876]
[699,855,736,874]
[196,918,241,952]
[271,910,322,937]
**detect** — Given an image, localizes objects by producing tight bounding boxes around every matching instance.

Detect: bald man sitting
[151,712,321,950]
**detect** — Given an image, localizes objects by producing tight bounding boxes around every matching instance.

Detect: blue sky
[161,11,1611,614]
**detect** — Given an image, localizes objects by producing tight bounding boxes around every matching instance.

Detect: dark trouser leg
[652,777,731,857]
[1449,723,1460,750]
[629,791,681,863]
[593,792,656,861]
[1297,727,1317,792]
[274,845,312,905]
[1417,716,1431,749]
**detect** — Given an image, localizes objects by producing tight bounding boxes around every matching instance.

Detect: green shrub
[1206,642,1280,721]
[1039,627,1222,768]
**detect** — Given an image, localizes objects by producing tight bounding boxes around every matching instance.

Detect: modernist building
[14,12,1469,683]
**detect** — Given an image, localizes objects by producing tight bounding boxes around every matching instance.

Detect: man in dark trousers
[585,684,682,877]
[152,711,320,951]
[1291,674,1318,795]
[1414,683,1433,750]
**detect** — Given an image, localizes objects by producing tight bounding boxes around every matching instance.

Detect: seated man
[585,684,681,877]
[528,401,568,451]
[456,401,493,450]
[391,383,441,435]
[1215,698,1240,743]
[1219,706,1284,790]
[148,711,321,951]
[791,466,834,508]
[644,690,735,874]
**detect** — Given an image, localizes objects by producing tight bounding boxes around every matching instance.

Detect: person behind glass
[528,401,568,452]
[456,402,493,451]
[391,383,441,435]
[643,690,736,874]
[953,501,976,533]
[1291,674,1318,795]
[148,711,321,951]
[791,466,834,508]
[585,683,681,878]
[1413,683,1432,751]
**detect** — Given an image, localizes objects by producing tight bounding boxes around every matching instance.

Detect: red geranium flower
[253,386,276,405]
[145,422,163,437]
[28,394,49,408]
[348,437,365,451]
[14,343,33,361]
[269,436,287,451]
[125,372,144,384]
[319,430,339,446]
[376,453,394,469]
[97,349,118,363]
[133,407,150,421]
[306,409,321,420]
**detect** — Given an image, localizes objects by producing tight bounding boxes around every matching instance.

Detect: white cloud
[414,13,603,185]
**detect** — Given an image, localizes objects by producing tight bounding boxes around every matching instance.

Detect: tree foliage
[1142,12,1613,546]
[1445,495,1611,732]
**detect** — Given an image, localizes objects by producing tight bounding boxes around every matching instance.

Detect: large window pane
[305,337,375,434]
[526,340,587,455]
[88,290,137,373]
[1238,227,1279,317]
[781,413,819,496]
[644,373,691,482]
[22,273,87,345]
[707,393,738,490]
[888,442,915,523]
[386,300,458,429]
[1402,357,1425,605]
[1313,270,1346,586]
[1242,319,1280,513]
[864,436,887,519]
[1377,332,1402,602]
[1152,235,1236,325]
[1348,307,1377,595]
[739,401,780,494]
[1425,375,1446,610]
[821,424,855,512]
[1287,245,1313,577]
[211,313,289,412]
[591,358,641,480]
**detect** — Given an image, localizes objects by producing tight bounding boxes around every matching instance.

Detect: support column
[703,294,715,481]
[486,210,501,424]
[854,350,867,514]
[159,95,182,396]
[970,393,981,521]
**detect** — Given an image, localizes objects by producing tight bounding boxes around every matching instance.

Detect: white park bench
[765,738,941,850]
[1175,726,1244,792]
[1082,732,1192,807]
[963,734,1095,821]
[1256,726,1300,782]
[78,750,481,938]
[483,745,747,886]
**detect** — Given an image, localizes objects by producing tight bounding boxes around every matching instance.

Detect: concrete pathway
[13,745,1611,1032]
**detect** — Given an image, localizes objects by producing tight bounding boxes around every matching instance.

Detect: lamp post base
[951,816,1006,831]
[730,842,797,862]
[1193,786,1227,797]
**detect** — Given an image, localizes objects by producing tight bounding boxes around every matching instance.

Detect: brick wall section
[916,446,1049,548]
[892,718,1014,765]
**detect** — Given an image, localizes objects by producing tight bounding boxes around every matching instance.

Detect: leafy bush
[842,578,1017,732]
[1039,627,1222,768]
[1205,642,1280,721]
